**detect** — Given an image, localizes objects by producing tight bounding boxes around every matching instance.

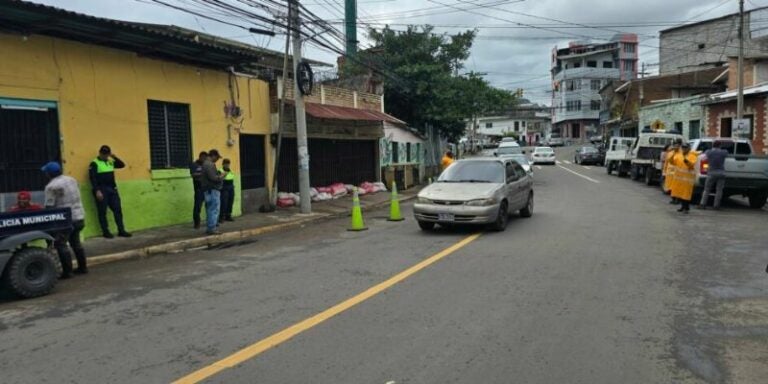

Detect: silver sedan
[414,158,534,231]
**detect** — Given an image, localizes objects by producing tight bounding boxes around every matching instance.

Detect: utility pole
[290,0,311,213]
[737,0,745,125]
[345,0,357,55]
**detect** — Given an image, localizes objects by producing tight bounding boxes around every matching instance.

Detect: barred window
[147,100,191,169]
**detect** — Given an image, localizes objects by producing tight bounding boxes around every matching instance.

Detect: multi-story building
[551,34,639,141]
[659,6,768,75]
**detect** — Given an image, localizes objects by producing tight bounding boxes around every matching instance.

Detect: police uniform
[89,146,130,237]
[219,166,236,222]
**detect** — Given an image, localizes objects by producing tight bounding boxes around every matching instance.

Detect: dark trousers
[700,171,726,208]
[55,220,86,275]
[193,188,205,225]
[680,200,690,211]
[220,185,235,221]
[95,187,126,235]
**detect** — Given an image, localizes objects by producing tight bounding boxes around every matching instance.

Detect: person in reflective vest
[89,145,131,238]
[670,143,699,213]
[219,158,236,223]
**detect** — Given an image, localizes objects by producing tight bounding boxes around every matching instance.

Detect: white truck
[629,132,684,185]
[689,138,768,208]
[604,137,635,177]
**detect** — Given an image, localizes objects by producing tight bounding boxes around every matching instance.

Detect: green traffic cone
[348,188,368,231]
[388,181,405,222]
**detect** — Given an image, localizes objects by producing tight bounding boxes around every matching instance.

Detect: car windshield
[535,147,554,153]
[509,155,530,165]
[438,161,504,183]
[581,147,598,153]
[696,141,752,155]
[497,146,523,155]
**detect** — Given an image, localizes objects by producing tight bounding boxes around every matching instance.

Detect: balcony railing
[553,67,621,82]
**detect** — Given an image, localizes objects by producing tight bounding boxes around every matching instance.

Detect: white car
[498,141,521,148]
[530,146,556,165]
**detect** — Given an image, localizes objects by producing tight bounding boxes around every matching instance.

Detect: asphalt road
[2,146,768,383]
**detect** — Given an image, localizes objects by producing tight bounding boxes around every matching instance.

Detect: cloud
[27,0,744,104]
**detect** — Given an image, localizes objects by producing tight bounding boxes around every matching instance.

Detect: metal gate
[278,138,377,192]
[0,107,60,193]
[239,134,266,189]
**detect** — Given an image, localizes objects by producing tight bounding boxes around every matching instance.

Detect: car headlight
[465,198,497,206]
[417,197,432,204]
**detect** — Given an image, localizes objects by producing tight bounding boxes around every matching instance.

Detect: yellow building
[0,1,292,237]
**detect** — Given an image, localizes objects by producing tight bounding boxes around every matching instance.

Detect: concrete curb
[88,195,416,267]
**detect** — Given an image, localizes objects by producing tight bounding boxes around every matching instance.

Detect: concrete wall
[0,33,272,237]
[660,10,768,75]
[638,97,707,140]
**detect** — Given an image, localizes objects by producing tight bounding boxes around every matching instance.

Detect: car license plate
[438,213,454,221]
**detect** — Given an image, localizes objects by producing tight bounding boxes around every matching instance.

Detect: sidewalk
[86,188,420,266]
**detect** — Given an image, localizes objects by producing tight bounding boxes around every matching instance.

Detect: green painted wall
[79,174,241,238]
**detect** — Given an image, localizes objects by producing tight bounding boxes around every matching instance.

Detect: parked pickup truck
[605,136,635,177]
[629,132,684,185]
[689,138,768,208]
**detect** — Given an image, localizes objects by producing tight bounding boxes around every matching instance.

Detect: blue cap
[41,161,62,174]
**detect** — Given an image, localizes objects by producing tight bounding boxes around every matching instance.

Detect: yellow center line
[172,232,482,384]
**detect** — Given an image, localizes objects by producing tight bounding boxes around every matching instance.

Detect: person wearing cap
[200,149,224,235]
[42,161,88,277]
[89,145,131,238]
[189,151,208,229]
[218,158,236,223]
[669,143,698,213]
[9,191,44,212]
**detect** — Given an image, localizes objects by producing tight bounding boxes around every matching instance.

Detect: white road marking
[536,165,543,170]
[556,160,562,164]
[557,165,600,184]
[583,166,592,170]
[564,160,572,164]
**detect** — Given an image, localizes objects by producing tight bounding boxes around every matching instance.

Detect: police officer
[219,158,236,223]
[89,145,131,238]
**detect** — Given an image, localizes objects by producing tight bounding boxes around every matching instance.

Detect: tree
[348,25,516,142]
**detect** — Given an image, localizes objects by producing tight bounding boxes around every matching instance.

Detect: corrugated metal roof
[0,0,330,74]
[303,102,406,125]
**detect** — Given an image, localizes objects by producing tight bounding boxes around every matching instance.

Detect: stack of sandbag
[277,192,300,207]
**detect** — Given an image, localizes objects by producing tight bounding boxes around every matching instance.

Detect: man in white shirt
[42,162,87,278]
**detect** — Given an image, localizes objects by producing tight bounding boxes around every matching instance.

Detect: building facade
[551,34,639,142]
[469,99,552,145]
[638,96,708,140]
[700,85,768,154]
[659,6,768,75]
[0,2,285,237]
[380,123,424,189]
[274,78,403,192]
[599,67,725,138]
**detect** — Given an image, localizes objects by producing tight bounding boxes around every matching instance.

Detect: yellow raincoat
[663,148,678,193]
[441,155,454,170]
[670,150,699,201]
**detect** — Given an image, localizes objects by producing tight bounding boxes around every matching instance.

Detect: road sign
[651,120,665,131]
[732,118,751,137]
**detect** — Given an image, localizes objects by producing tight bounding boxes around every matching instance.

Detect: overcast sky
[29,0,758,104]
